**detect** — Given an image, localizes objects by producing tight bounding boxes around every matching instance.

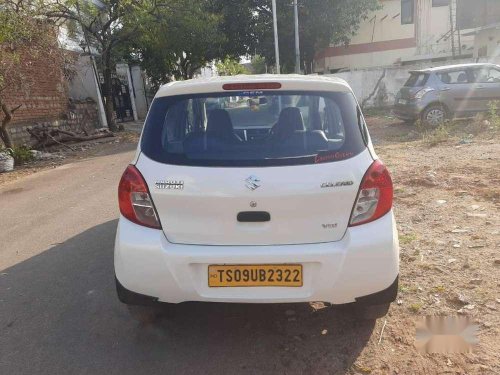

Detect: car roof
[411,63,499,74]
[155,74,352,97]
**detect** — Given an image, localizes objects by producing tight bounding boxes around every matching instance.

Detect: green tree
[252,0,380,73]
[216,57,249,76]
[0,0,67,147]
[250,55,267,74]
[47,0,151,131]
[122,0,252,87]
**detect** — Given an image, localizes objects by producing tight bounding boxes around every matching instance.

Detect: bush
[487,101,500,130]
[421,124,450,147]
[9,146,35,165]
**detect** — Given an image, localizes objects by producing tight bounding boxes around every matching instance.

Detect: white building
[463,23,500,63]
[314,0,500,73]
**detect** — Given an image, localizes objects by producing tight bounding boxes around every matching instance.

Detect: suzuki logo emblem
[245,175,261,191]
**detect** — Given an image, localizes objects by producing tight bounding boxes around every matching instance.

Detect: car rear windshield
[404,73,429,87]
[140,91,366,167]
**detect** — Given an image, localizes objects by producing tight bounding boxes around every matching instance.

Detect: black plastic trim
[115,277,159,306]
[354,275,399,306]
[237,211,271,222]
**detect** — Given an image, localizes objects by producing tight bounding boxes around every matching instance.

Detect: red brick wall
[1,48,68,127]
[9,99,100,145]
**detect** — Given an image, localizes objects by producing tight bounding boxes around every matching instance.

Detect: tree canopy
[0,0,67,147]
[215,57,250,76]
[46,0,151,130]
[125,0,379,80]
[1,0,380,136]
[251,0,380,73]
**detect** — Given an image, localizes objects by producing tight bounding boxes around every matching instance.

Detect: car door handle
[476,86,485,90]
[237,211,271,222]
[440,88,451,91]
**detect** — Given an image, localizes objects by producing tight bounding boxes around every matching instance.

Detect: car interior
[177,96,347,157]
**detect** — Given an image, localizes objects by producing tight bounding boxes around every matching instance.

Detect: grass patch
[421,124,450,147]
[419,263,433,270]
[0,146,35,166]
[431,285,446,293]
[487,101,500,130]
[363,107,393,118]
[399,233,417,245]
[409,302,423,313]
[414,109,499,146]
[11,146,35,165]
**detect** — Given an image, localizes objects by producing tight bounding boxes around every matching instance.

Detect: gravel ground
[0,118,498,374]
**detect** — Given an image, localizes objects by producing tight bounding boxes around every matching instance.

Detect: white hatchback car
[115,75,399,321]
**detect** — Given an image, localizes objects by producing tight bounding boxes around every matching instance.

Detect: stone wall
[8,99,99,145]
[323,57,487,108]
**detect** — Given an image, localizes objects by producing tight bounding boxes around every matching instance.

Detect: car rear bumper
[114,212,399,305]
[393,102,424,120]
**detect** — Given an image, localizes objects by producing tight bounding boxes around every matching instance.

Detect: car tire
[354,303,390,320]
[421,104,446,127]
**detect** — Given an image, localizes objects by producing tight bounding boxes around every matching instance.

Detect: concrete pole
[91,64,108,128]
[125,65,139,121]
[293,0,301,74]
[271,0,281,74]
[77,0,108,128]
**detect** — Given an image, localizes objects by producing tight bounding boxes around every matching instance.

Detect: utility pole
[76,0,108,128]
[293,0,301,74]
[271,0,281,74]
[449,0,456,58]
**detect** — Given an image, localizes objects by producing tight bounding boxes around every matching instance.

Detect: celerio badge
[155,180,184,190]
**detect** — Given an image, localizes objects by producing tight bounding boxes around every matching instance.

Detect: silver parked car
[394,63,500,126]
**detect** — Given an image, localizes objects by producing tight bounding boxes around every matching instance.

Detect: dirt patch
[349,116,500,374]
[0,131,139,187]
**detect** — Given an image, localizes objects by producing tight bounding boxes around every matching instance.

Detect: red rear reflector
[222,82,282,90]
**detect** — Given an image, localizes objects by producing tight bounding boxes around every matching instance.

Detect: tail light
[349,160,393,226]
[118,165,161,229]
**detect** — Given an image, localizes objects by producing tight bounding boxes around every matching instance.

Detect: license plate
[399,99,408,105]
[208,264,303,287]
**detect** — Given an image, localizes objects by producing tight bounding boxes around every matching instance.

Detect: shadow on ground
[0,220,374,374]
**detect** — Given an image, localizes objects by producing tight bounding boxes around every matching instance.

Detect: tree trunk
[0,126,13,149]
[0,102,21,149]
[361,69,387,110]
[102,51,117,132]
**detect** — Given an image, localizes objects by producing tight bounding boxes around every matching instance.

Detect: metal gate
[101,73,134,123]
[111,76,134,122]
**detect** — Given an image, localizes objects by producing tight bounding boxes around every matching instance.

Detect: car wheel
[422,105,446,127]
[354,303,390,320]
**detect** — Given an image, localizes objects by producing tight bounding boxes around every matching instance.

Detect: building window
[432,0,450,6]
[401,0,414,24]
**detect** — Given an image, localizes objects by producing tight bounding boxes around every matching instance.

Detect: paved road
[0,148,375,374]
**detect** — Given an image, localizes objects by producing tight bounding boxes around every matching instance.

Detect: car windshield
[404,72,429,87]
[141,91,366,167]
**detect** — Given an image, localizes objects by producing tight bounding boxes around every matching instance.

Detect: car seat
[270,107,305,141]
